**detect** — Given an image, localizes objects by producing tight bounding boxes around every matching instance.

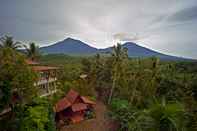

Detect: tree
[129,99,187,131]
[19,98,56,131]
[24,42,40,61]
[81,57,92,74]
[110,98,187,131]
[108,43,128,104]
[0,35,21,50]
[0,48,38,111]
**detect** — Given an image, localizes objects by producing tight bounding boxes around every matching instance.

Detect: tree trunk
[108,68,117,104]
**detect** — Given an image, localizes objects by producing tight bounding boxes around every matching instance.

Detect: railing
[40,89,57,97]
[34,77,57,86]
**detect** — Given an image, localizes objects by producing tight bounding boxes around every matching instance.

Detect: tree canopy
[0,36,21,50]
[0,48,38,111]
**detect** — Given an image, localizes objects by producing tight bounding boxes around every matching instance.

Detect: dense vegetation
[1,36,197,131]
[40,44,197,131]
[0,36,55,131]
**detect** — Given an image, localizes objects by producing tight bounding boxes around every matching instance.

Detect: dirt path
[60,101,117,131]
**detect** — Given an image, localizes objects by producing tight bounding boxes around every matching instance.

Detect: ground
[60,101,118,131]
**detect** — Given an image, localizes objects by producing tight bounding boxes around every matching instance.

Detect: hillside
[41,38,97,55]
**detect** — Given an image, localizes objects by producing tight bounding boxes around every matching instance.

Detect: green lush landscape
[1,36,197,131]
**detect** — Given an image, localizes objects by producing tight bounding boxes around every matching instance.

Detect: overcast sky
[0,0,197,58]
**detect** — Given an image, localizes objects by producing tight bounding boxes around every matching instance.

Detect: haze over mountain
[40,38,191,61]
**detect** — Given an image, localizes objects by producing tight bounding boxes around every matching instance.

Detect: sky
[0,0,197,58]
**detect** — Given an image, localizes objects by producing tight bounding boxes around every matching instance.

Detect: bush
[109,98,187,131]
[19,98,56,131]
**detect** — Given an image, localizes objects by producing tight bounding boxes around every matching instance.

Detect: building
[25,59,58,97]
[0,59,58,117]
[54,89,95,124]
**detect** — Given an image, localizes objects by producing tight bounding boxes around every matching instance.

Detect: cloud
[0,0,197,58]
[167,5,197,22]
[113,33,139,41]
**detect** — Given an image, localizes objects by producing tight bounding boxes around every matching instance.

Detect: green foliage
[47,103,56,131]
[109,98,135,130]
[0,48,38,111]
[21,106,49,131]
[39,54,84,66]
[24,42,40,61]
[19,98,56,131]
[144,99,186,131]
[39,44,197,131]
[0,35,21,50]
[110,98,187,131]
[81,57,92,74]
[108,43,129,104]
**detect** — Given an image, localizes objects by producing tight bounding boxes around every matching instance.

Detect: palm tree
[24,42,40,61]
[108,43,128,104]
[128,98,187,131]
[0,35,21,50]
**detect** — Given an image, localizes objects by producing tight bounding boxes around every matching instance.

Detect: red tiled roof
[81,96,96,105]
[25,59,39,65]
[32,66,58,71]
[71,103,87,112]
[54,97,71,112]
[66,89,79,104]
[53,89,96,113]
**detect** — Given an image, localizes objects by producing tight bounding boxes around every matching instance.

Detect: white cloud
[0,0,197,58]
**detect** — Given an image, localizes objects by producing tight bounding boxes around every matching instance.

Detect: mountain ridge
[40,37,193,61]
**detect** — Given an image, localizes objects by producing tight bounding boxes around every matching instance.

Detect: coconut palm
[108,43,128,104]
[128,98,187,131]
[24,42,40,61]
[0,35,21,50]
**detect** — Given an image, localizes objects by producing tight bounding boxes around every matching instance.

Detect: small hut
[54,89,95,124]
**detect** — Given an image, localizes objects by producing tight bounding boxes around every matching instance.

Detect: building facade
[0,60,58,117]
[26,60,58,97]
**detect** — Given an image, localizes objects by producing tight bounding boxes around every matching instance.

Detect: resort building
[25,59,58,97]
[0,60,58,117]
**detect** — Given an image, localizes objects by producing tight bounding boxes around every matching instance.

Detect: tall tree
[24,42,40,61]
[0,48,38,112]
[108,43,128,104]
[0,35,21,50]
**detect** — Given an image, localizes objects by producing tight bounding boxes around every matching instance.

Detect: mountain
[99,42,186,61]
[40,38,190,61]
[41,38,97,55]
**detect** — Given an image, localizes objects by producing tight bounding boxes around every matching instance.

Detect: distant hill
[99,42,187,61]
[40,38,97,55]
[40,38,192,61]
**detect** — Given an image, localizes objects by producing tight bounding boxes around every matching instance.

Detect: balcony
[34,77,57,86]
[40,89,57,97]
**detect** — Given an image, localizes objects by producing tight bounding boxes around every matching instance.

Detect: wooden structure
[54,89,95,124]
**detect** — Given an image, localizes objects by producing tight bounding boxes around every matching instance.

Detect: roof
[54,89,96,113]
[81,96,96,105]
[54,97,71,112]
[71,103,87,112]
[25,59,59,71]
[32,66,58,71]
[66,89,79,104]
[25,59,39,65]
